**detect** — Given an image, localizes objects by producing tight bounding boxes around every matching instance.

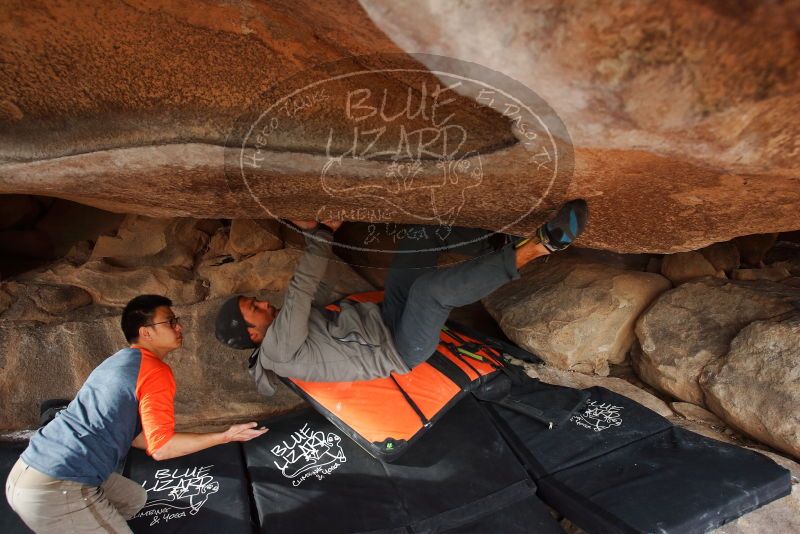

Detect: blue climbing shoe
[537,199,588,252]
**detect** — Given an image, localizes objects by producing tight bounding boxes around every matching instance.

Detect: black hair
[121,294,173,343]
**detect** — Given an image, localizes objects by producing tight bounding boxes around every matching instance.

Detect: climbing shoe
[515,199,588,252]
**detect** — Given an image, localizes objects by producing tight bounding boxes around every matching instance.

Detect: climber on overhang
[6,295,267,534]
[214,200,588,396]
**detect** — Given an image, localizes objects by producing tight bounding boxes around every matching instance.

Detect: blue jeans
[381,226,520,368]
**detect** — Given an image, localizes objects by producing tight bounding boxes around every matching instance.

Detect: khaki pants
[5,458,147,534]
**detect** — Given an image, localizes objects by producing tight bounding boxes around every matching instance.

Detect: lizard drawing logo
[571,400,623,432]
[271,423,347,483]
[139,465,219,517]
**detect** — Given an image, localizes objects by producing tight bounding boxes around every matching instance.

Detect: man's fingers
[226,422,261,440]
[229,422,268,440]
[235,428,269,442]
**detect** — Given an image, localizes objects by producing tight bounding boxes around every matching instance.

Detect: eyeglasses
[144,317,181,329]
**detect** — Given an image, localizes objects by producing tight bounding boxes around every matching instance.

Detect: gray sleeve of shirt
[311,266,335,307]
[262,226,333,362]
[248,351,277,397]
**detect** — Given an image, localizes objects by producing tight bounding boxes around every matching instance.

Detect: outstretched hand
[223,422,268,443]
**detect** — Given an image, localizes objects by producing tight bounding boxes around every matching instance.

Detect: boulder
[732,266,791,282]
[91,215,208,269]
[360,0,800,254]
[363,0,800,176]
[660,251,717,284]
[632,278,799,405]
[700,313,800,459]
[699,242,740,273]
[227,218,283,257]
[484,257,671,375]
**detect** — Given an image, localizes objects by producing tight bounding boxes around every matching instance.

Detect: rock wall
[0,210,375,430]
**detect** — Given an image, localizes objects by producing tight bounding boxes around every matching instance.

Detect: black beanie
[215,296,257,349]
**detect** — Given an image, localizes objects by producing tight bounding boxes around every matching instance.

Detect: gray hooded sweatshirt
[248,227,410,396]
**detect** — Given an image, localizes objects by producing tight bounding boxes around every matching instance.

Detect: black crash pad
[242,396,564,534]
[441,495,561,534]
[485,383,672,478]
[539,426,791,534]
[124,443,254,534]
[481,381,792,534]
[1,441,33,534]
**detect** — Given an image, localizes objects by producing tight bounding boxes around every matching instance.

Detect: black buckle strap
[482,397,556,429]
[497,362,528,386]
[427,351,472,390]
[390,374,431,429]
